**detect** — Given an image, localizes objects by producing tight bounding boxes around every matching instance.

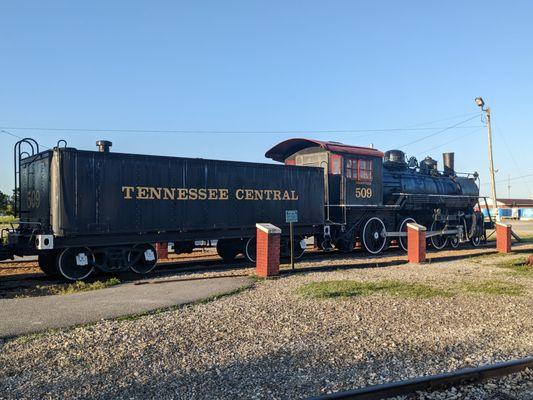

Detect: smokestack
[443,152,454,175]
[96,140,112,153]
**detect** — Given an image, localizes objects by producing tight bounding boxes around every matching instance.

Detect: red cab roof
[265,138,383,162]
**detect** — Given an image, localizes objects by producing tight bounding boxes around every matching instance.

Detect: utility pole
[475,97,521,241]
[508,174,511,199]
[475,98,498,219]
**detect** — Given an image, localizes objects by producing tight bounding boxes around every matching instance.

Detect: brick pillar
[496,222,512,253]
[407,223,426,263]
[156,243,169,260]
[255,223,281,277]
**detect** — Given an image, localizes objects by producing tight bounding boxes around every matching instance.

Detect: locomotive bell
[443,152,455,175]
[96,140,112,153]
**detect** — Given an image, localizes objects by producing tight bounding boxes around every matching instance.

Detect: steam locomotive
[0,137,485,280]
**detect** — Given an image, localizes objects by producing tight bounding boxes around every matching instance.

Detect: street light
[475,97,498,220]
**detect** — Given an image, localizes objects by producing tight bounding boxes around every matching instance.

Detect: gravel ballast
[0,250,532,399]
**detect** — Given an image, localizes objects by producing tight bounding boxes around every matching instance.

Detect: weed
[46,278,121,295]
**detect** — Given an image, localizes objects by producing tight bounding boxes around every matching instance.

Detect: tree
[0,190,14,216]
[0,191,9,215]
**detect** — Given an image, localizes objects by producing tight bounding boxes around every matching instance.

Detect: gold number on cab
[355,187,372,199]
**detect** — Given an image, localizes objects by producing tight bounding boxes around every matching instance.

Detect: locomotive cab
[265,138,384,215]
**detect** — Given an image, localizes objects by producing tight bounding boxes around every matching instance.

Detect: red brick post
[407,223,426,263]
[496,222,512,253]
[255,223,281,277]
[156,243,169,260]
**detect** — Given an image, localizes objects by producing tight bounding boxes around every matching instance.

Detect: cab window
[345,159,357,179]
[345,158,373,182]
[358,159,373,182]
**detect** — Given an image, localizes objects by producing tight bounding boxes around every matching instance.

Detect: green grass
[42,278,122,295]
[467,252,507,263]
[297,278,525,299]
[461,280,524,296]
[495,256,533,276]
[297,280,451,299]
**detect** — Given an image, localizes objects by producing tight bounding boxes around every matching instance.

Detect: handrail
[13,138,40,218]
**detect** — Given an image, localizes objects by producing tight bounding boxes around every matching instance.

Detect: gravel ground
[0,249,532,399]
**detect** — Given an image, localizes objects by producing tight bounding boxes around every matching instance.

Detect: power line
[0,125,483,135]
[0,129,54,149]
[0,129,23,140]
[397,115,481,149]
[492,121,532,198]
[402,111,479,128]
[479,173,533,186]
[417,127,484,155]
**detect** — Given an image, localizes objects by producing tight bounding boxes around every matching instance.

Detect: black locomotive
[266,138,485,254]
[0,137,485,280]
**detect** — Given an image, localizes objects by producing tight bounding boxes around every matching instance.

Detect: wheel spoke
[430,220,448,250]
[362,217,386,254]
[398,218,416,252]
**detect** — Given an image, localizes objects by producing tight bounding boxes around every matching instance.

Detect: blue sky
[1,1,532,198]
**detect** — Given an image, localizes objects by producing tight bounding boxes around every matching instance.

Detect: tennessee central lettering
[121,186,299,201]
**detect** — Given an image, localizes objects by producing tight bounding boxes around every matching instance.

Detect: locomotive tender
[0,137,485,280]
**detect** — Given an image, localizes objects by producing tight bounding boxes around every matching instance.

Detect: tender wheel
[216,240,240,263]
[398,217,416,252]
[470,236,481,247]
[450,237,460,248]
[38,252,59,276]
[128,244,158,274]
[245,237,256,262]
[430,220,448,250]
[362,217,387,255]
[57,247,95,281]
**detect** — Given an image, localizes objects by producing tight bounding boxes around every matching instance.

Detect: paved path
[0,255,37,263]
[0,275,252,338]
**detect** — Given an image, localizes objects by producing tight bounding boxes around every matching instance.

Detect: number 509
[355,187,372,198]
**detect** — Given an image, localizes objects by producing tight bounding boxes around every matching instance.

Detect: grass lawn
[298,278,524,299]
[297,280,451,299]
[495,256,533,276]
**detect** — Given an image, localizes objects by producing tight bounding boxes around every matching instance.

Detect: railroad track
[308,357,533,400]
[0,241,499,271]
[1,242,529,297]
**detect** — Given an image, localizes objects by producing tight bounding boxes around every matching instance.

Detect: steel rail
[307,357,533,400]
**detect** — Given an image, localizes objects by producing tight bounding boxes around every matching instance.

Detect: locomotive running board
[385,229,458,238]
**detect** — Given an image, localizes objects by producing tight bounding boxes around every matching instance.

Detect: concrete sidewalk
[0,275,252,338]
